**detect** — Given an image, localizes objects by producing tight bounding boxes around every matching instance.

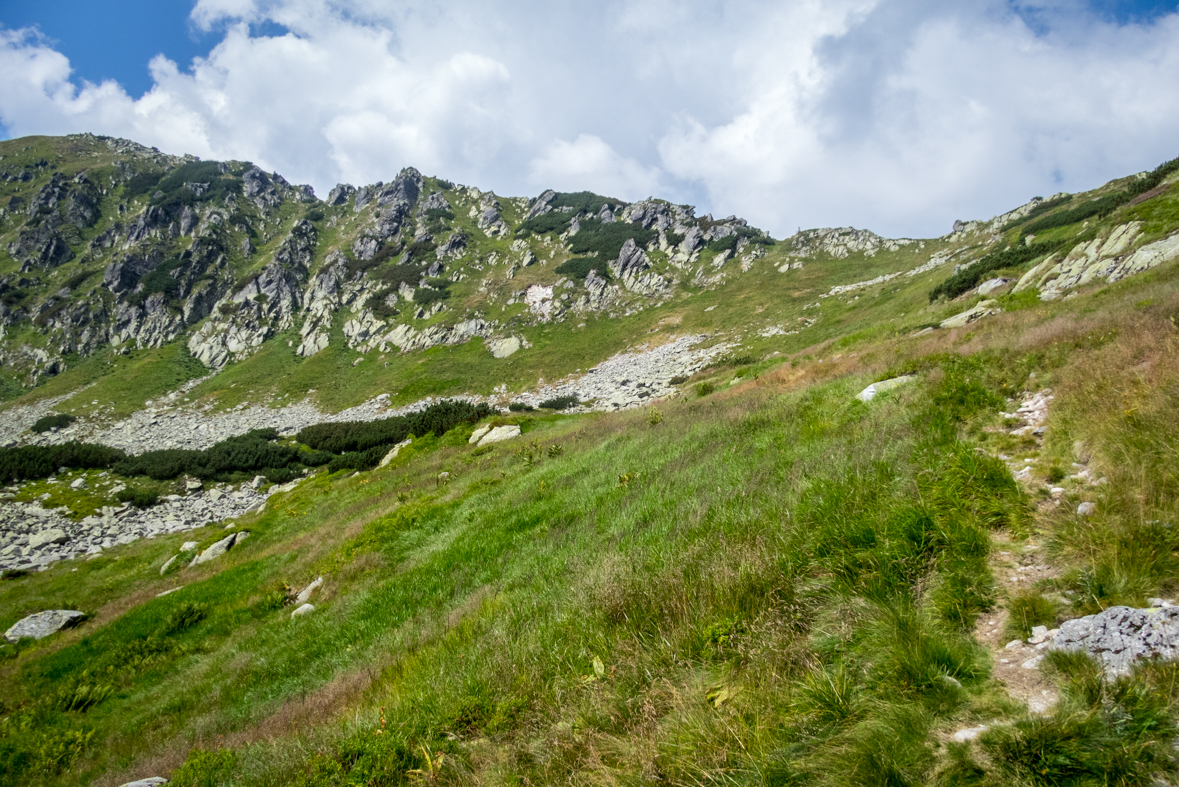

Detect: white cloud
[529,134,666,202]
[1,0,1178,238]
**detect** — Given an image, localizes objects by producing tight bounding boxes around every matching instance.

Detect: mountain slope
[2,136,1179,787]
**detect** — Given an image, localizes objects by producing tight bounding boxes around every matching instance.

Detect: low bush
[929,240,1062,302]
[569,218,657,263]
[537,395,579,410]
[113,429,306,481]
[297,400,496,455]
[696,382,715,397]
[116,487,159,508]
[554,257,609,281]
[31,414,76,433]
[508,402,535,412]
[0,442,126,484]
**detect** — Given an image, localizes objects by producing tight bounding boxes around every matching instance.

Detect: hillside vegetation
[2,138,1179,786]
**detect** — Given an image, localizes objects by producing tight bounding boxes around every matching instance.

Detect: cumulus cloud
[528,134,667,202]
[1,0,1177,238]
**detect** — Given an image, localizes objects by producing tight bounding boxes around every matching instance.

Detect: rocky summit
[4,136,1179,787]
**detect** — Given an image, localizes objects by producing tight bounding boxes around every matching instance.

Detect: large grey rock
[291,603,315,618]
[856,375,916,402]
[5,609,86,642]
[188,530,248,568]
[940,300,1001,329]
[477,425,521,446]
[118,778,168,787]
[1051,605,1179,676]
[29,528,68,548]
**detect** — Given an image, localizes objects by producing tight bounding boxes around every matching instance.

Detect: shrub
[669,375,688,385]
[696,382,716,397]
[123,170,163,199]
[413,284,449,306]
[305,208,324,222]
[538,395,579,410]
[1021,192,1127,236]
[554,257,610,281]
[297,400,496,454]
[929,240,1062,302]
[0,442,126,484]
[116,487,159,508]
[113,429,305,481]
[150,160,240,210]
[517,210,571,237]
[569,218,657,263]
[31,414,76,433]
[508,402,535,412]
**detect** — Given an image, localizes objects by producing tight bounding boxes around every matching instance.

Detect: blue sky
[1,0,1177,238]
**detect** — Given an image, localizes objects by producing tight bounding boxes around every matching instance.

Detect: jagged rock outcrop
[476,193,510,237]
[788,227,915,259]
[189,221,317,367]
[327,183,355,206]
[609,238,668,295]
[1014,225,1179,300]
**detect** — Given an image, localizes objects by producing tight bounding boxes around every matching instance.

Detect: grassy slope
[5,252,1179,785]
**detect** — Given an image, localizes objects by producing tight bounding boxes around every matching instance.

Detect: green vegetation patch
[554,257,610,281]
[31,414,76,434]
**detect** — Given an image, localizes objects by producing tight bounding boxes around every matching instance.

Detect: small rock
[1028,625,1051,645]
[251,475,265,489]
[1021,655,1044,670]
[295,576,323,605]
[159,555,178,575]
[5,610,86,642]
[181,541,198,551]
[952,725,989,742]
[856,375,916,403]
[1077,502,1096,516]
[70,477,87,490]
[379,439,412,468]
[188,531,248,567]
[1004,639,1024,650]
[185,479,203,493]
[291,603,315,618]
[118,779,168,787]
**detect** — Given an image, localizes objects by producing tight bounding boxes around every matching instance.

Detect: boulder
[487,336,522,358]
[940,300,1001,329]
[379,439,413,468]
[159,555,178,575]
[856,375,916,402]
[29,528,69,549]
[188,531,248,568]
[477,425,521,446]
[469,425,492,444]
[977,277,1012,296]
[291,603,315,618]
[296,577,323,605]
[1051,605,1179,676]
[5,610,86,642]
[118,779,168,787]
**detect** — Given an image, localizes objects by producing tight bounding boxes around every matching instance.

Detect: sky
[1,0,1177,239]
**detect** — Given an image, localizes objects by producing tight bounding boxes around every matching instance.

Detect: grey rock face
[5,609,85,642]
[526,189,556,220]
[1051,605,1179,676]
[609,238,667,296]
[29,528,68,548]
[437,231,467,259]
[327,184,355,206]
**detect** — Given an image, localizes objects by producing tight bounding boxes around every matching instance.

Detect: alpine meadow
[2,130,1179,787]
